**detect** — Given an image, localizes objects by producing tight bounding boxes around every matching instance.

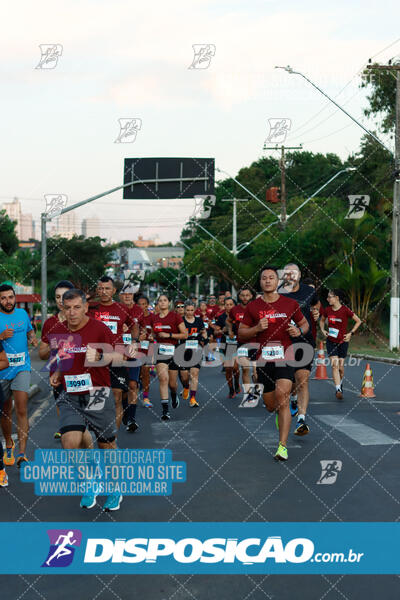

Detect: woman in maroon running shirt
[151,294,187,421]
[320,289,361,400]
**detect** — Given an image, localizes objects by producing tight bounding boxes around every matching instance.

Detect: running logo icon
[317,460,342,485]
[45,194,68,219]
[188,44,216,69]
[265,118,291,144]
[35,44,63,69]
[345,195,370,219]
[192,195,216,220]
[239,384,264,408]
[114,118,142,143]
[42,529,82,567]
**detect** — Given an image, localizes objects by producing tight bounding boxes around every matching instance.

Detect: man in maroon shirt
[320,289,361,399]
[39,280,74,440]
[118,283,144,432]
[228,286,255,392]
[48,288,122,511]
[88,276,136,430]
[206,295,219,319]
[239,266,308,462]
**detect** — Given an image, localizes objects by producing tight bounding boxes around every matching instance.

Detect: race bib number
[185,339,199,349]
[261,345,285,361]
[86,386,110,411]
[104,320,117,334]
[123,333,132,344]
[159,344,175,356]
[65,373,93,392]
[237,347,248,357]
[140,340,150,350]
[328,327,339,339]
[7,352,26,366]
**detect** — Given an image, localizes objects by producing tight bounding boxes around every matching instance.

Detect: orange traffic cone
[313,341,329,380]
[360,363,376,398]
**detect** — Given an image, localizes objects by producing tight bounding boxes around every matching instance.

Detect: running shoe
[290,396,298,417]
[126,420,139,433]
[294,418,310,436]
[16,453,28,468]
[274,443,288,461]
[189,398,199,408]
[335,387,343,400]
[161,412,171,421]
[275,412,279,430]
[182,388,189,401]
[103,494,123,512]
[171,396,180,409]
[142,399,153,408]
[3,440,15,466]
[228,389,236,399]
[54,431,61,440]
[80,494,97,509]
[0,469,8,488]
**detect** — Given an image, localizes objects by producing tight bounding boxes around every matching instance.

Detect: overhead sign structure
[123,157,215,199]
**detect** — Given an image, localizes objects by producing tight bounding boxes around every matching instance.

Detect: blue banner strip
[0,522,398,574]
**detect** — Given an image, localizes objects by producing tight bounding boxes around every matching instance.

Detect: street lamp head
[275,65,294,74]
[345,167,357,172]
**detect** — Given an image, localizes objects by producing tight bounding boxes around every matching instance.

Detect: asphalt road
[1,354,400,599]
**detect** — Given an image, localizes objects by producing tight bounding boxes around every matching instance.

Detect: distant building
[115,245,185,274]
[1,197,34,241]
[49,212,78,239]
[82,216,100,238]
[133,235,161,247]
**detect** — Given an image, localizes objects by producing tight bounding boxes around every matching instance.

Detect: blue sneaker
[80,494,97,509]
[103,494,123,512]
[290,396,298,417]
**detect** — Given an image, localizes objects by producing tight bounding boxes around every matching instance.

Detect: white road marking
[29,393,52,428]
[315,415,400,446]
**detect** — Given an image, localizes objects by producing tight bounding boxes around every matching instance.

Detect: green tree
[0,210,19,256]
[361,64,396,133]
[32,235,113,297]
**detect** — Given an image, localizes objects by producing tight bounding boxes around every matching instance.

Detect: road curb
[351,353,400,366]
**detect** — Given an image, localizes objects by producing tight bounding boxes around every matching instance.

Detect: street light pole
[222,198,248,296]
[40,214,47,321]
[275,65,392,154]
[279,63,399,349]
[236,168,355,254]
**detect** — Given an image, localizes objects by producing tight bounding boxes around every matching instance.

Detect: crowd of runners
[0,264,362,510]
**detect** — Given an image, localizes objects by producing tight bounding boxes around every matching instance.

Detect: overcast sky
[1,0,399,243]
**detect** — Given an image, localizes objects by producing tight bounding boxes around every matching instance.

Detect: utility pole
[278,63,398,348]
[367,62,400,350]
[263,144,302,227]
[209,275,215,296]
[222,198,248,296]
[195,274,201,299]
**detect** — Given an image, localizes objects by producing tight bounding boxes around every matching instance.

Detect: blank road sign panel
[123,157,215,199]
